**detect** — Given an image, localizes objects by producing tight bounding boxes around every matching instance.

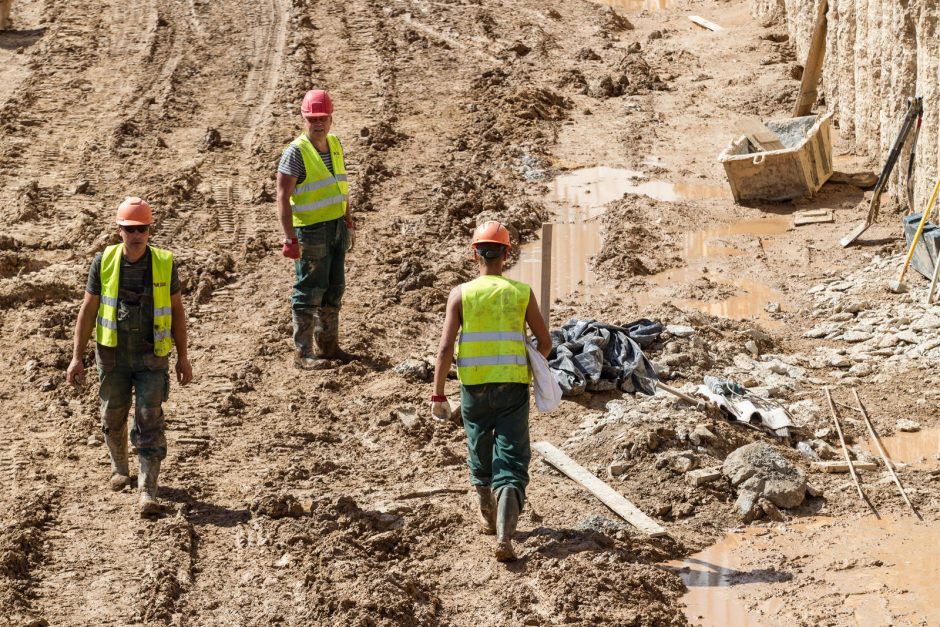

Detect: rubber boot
[474,485,496,535]
[104,424,130,492]
[292,308,329,370]
[317,306,354,362]
[494,487,521,562]
[138,455,162,516]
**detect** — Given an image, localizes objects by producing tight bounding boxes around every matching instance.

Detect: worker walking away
[66,197,193,516]
[431,221,552,562]
[276,89,356,369]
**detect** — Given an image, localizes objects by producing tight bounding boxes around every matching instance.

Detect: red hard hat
[301,90,333,118]
[116,197,152,225]
[471,220,511,250]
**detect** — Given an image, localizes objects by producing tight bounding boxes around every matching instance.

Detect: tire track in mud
[6,2,208,622]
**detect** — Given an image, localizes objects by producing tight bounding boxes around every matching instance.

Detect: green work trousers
[460,382,531,506]
[292,218,348,310]
[96,301,170,460]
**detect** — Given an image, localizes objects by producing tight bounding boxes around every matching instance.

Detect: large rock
[722,442,806,509]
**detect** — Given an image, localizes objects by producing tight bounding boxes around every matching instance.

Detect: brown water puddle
[663,529,765,626]
[550,167,729,212]
[519,168,788,320]
[666,516,940,626]
[505,223,604,300]
[631,217,792,325]
[868,428,940,468]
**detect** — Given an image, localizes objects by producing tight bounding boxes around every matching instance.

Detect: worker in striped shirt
[277,89,356,369]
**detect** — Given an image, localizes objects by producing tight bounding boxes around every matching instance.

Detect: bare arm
[525,293,552,358]
[170,291,192,385]
[433,286,463,397]
[66,292,100,385]
[276,172,297,240]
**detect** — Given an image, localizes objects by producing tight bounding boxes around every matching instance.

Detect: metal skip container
[718,112,834,203]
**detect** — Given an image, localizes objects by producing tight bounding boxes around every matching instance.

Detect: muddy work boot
[316,306,355,362]
[292,308,329,370]
[494,487,521,562]
[474,485,496,535]
[138,455,162,516]
[104,427,130,492]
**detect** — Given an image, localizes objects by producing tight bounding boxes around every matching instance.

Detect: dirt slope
[0,0,937,625]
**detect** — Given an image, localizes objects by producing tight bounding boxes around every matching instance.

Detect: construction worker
[277,89,355,369]
[431,221,552,562]
[66,197,192,516]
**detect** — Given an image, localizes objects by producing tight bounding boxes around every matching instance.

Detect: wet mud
[0,0,937,624]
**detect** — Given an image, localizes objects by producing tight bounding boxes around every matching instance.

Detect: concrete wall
[753,0,940,209]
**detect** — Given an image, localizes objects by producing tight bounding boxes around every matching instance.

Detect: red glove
[282,237,300,259]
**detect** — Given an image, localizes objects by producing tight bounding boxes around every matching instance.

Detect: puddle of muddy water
[869,428,939,468]
[666,516,940,626]
[664,529,767,627]
[631,216,792,324]
[550,167,729,214]
[505,223,604,300]
[521,167,788,319]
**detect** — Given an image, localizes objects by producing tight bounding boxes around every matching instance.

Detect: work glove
[282,237,300,259]
[431,397,451,422]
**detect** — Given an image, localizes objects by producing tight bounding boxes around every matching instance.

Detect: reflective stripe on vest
[289,134,348,227]
[456,275,531,385]
[95,244,174,357]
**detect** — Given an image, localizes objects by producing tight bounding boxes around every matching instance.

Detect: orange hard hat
[471,220,511,250]
[301,90,333,118]
[116,197,152,225]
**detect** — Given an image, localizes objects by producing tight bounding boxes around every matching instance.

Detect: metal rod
[539,223,552,328]
[852,388,920,518]
[824,388,866,502]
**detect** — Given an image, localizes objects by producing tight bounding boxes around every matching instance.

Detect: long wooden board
[534,441,668,537]
[688,15,723,32]
[811,461,878,473]
[794,209,833,226]
[793,0,828,117]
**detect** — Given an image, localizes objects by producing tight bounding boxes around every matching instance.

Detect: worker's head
[116,196,152,253]
[301,89,333,137]
[471,220,511,269]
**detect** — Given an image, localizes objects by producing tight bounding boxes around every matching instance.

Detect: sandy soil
[0,0,937,625]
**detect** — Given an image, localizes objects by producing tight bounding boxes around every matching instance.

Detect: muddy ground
[0,0,937,625]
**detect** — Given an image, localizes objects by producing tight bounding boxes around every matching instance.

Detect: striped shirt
[278,142,335,182]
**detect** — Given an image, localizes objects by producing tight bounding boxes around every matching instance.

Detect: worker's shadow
[0,28,45,51]
[665,558,793,587]
[158,485,251,527]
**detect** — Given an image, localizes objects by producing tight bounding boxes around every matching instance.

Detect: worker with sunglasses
[67,197,193,516]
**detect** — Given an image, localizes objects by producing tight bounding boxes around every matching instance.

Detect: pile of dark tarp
[545,319,662,396]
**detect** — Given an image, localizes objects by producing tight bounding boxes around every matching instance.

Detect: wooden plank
[793,0,828,117]
[794,209,833,226]
[688,15,723,32]
[539,223,552,328]
[534,441,668,537]
[812,461,878,473]
[736,119,785,151]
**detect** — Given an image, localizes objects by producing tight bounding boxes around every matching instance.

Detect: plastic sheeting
[545,319,662,396]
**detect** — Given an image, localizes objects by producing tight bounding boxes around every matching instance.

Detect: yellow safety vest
[96,244,174,357]
[456,275,531,385]
[289,134,348,227]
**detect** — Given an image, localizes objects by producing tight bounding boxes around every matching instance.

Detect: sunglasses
[120,224,150,233]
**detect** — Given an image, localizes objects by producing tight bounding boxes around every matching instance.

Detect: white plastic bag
[527,344,562,412]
